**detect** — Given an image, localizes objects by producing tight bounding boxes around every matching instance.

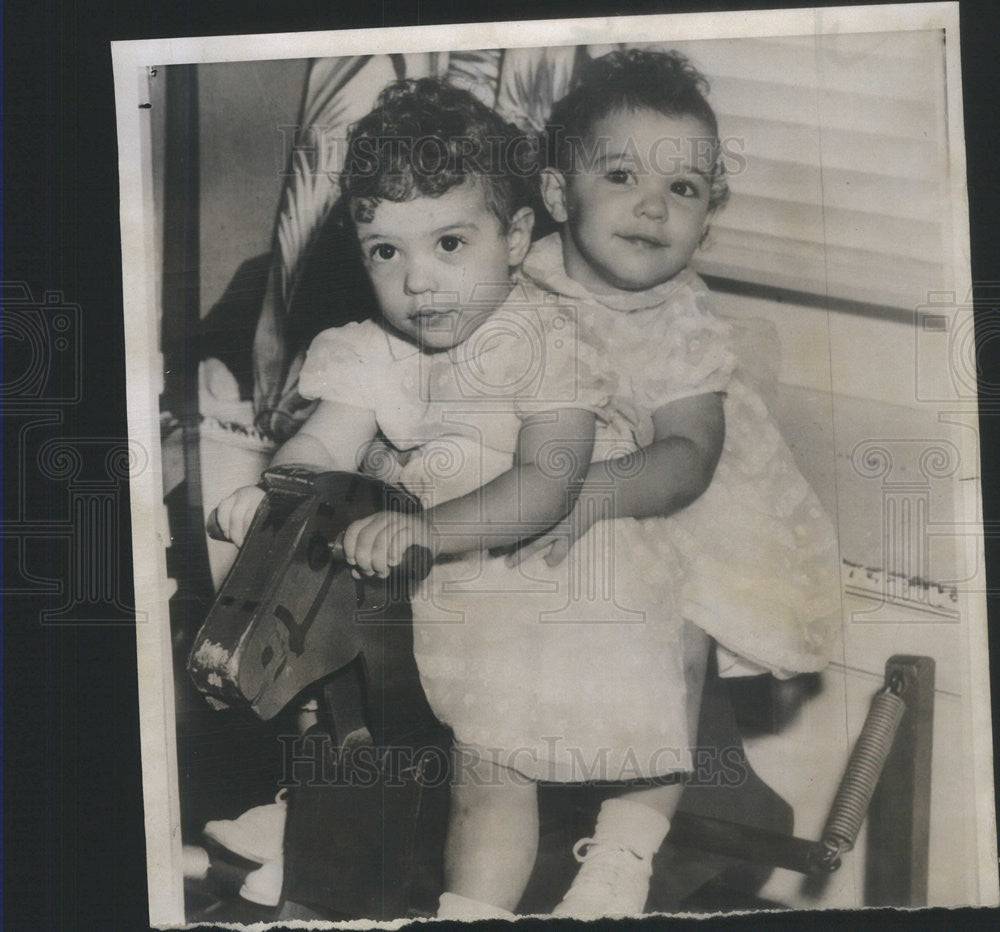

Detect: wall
[197,58,308,317]
[707,285,984,908]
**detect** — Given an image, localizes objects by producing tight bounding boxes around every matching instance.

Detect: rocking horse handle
[206,507,433,585]
[206,509,432,582]
[328,535,434,584]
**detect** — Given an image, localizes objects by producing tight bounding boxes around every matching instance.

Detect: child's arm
[269,399,378,471]
[592,391,724,518]
[214,399,377,547]
[342,408,597,577]
[509,391,724,566]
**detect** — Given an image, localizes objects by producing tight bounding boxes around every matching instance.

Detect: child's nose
[404,264,437,296]
[635,192,668,221]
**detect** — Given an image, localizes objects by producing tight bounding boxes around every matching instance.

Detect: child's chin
[611,272,673,292]
[418,336,462,351]
[415,327,465,351]
[595,258,668,292]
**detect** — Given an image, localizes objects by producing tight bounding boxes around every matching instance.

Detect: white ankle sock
[592,797,671,859]
[437,892,516,919]
[552,798,672,918]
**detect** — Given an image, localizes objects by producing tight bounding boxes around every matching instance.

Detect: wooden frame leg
[864,654,935,906]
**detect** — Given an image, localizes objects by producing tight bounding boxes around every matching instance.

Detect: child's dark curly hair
[546,49,729,210]
[341,78,539,229]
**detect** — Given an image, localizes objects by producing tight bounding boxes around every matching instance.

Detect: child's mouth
[617,233,668,250]
[414,308,459,323]
[412,308,464,335]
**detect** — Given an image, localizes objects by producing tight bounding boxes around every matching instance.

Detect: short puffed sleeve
[298,321,393,407]
[630,281,737,412]
[484,305,618,420]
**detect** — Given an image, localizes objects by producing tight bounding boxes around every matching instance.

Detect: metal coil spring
[817,681,906,868]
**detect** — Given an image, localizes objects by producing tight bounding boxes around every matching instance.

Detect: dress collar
[521,232,698,314]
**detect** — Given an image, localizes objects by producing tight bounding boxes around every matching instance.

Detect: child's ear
[540,168,569,224]
[506,206,535,267]
[699,206,719,250]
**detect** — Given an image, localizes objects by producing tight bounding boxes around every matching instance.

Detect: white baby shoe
[239,858,284,907]
[203,788,288,864]
[181,844,210,881]
[552,798,670,918]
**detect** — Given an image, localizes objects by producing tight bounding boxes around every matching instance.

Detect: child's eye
[670,179,703,198]
[369,243,397,262]
[438,235,464,253]
[605,168,635,185]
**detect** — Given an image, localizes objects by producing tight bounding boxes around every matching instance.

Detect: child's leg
[438,746,538,917]
[554,622,711,917]
[615,780,684,820]
[613,619,711,818]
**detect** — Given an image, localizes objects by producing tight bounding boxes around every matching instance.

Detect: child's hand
[341,511,436,579]
[211,485,266,548]
[505,501,596,568]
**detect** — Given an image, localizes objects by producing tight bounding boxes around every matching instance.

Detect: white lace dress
[300,283,696,782]
[521,234,842,682]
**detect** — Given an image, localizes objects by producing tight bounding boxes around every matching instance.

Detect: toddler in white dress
[506,49,841,917]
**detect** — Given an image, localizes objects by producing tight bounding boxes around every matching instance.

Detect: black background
[3,1,998,929]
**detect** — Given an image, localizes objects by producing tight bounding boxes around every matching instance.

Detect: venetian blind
[656,31,953,311]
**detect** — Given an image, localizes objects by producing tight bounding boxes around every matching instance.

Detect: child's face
[354,180,532,350]
[544,107,714,293]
